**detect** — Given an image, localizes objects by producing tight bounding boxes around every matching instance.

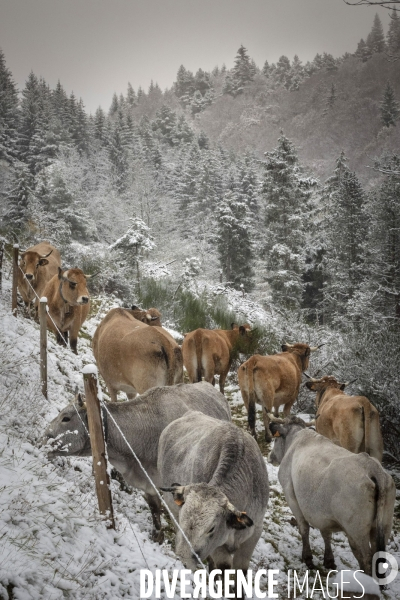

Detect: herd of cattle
[18,242,396,586]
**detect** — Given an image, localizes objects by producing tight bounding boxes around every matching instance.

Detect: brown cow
[238,343,320,442]
[305,375,383,462]
[43,267,91,354]
[17,242,61,315]
[182,323,253,394]
[130,305,162,327]
[93,308,183,401]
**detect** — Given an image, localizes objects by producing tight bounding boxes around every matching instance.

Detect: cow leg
[321,531,336,569]
[262,409,272,443]
[108,386,119,403]
[347,536,372,576]
[144,492,164,544]
[56,331,66,346]
[211,545,233,578]
[285,486,315,568]
[219,371,228,394]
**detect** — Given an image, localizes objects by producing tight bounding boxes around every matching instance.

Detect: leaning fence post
[39,297,48,399]
[12,244,19,316]
[82,365,115,529]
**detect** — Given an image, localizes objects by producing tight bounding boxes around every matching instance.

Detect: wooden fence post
[39,297,48,399]
[82,365,115,529]
[12,244,19,317]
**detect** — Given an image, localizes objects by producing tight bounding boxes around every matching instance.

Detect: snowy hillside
[0,271,399,599]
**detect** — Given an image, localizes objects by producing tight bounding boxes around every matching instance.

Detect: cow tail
[363,403,371,456]
[173,346,183,384]
[160,345,173,386]
[247,357,257,434]
[195,332,202,383]
[372,471,388,554]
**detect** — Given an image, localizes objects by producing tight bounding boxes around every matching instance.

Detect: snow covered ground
[0,277,399,599]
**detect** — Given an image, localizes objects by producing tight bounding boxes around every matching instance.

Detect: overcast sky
[0,0,391,114]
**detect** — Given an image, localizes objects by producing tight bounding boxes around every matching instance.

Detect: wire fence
[2,245,210,580]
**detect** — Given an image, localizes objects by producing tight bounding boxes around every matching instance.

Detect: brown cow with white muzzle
[238,342,322,442]
[17,242,61,315]
[305,375,383,462]
[182,323,253,394]
[42,267,91,354]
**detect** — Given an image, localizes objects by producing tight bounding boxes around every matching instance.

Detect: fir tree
[380,81,400,127]
[274,55,292,89]
[261,134,316,309]
[3,161,34,230]
[0,48,20,162]
[366,14,386,54]
[318,152,366,323]
[224,45,255,96]
[387,10,400,55]
[355,38,372,62]
[216,185,254,291]
[109,92,119,115]
[363,155,400,319]
[126,82,137,107]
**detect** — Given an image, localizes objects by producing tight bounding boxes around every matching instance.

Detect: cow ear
[160,483,185,506]
[269,422,284,438]
[239,325,247,336]
[305,381,315,390]
[340,383,346,391]
[131,305,139,310]
[227,510,253,530]
[58,267,63,279]
[39,258,49,266]
[281,344,288,352]
[231,322,238,330]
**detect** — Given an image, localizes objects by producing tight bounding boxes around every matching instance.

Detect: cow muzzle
[25,273,34,281]
[79,296,89,304]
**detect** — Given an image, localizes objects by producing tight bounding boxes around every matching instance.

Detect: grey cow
[42,382,231,542]
[269,416,395,575]
[159,411,269,575]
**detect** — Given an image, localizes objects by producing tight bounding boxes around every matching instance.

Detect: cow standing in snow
[269,416,395,575]
[43,267,91,354]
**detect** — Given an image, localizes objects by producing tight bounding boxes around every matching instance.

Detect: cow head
[281,342,322,371]
[41,395,91,458]
[58,267,90,306]
[130,306,162,327]
[19,248,53,284]
[268,415,308,466]
[305,375,348,393]
[161,482,253,569]
[232,323,254,354]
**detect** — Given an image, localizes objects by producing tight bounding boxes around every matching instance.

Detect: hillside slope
[196,54,400,184]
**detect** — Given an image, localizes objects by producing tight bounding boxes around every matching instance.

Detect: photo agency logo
[372,551,399,586]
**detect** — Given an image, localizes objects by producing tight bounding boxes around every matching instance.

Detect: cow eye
[69,283,77,290]
[62,416,71,423]
[207,526,215,535]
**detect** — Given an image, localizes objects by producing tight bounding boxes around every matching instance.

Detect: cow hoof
[152,529,164,544]
[324,558,336,570]
[304,557,316,569]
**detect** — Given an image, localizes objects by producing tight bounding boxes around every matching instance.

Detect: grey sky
[0,0,391,114]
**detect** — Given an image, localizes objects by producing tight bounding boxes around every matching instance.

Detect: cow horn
[310,343,325,352]
[306,419,316,427]
[343,379,357,387]
[146,313,152,320]
[267,412,285,423]
[283,342,294,348]
[226,501,242,517]
[40,249,53,258]
[85,271,100,279]
[150,316,159,321]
